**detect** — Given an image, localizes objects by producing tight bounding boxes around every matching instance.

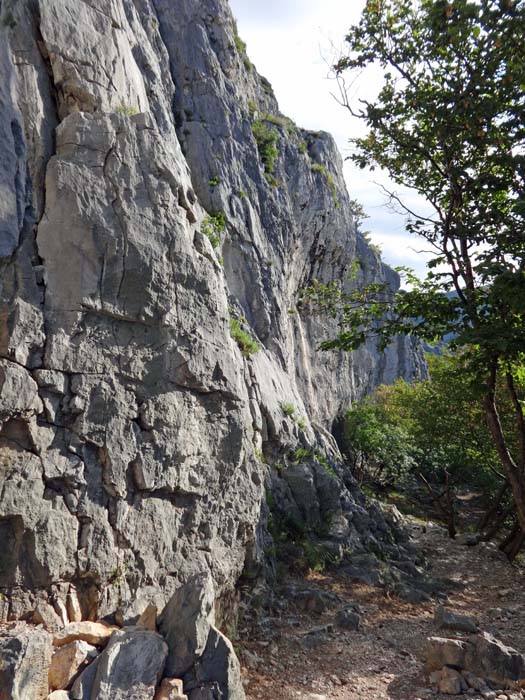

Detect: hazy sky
[229,0,430,277]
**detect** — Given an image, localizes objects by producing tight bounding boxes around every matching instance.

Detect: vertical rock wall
[0,0,425,623]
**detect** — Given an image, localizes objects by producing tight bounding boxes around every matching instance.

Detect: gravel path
[241,518,525,700]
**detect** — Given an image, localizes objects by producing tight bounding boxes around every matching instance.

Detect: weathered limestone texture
[0,0,425,639]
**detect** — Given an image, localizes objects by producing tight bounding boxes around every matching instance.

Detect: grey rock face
[336,607,361,631]
[70,654,101,700]
[0,0,424,644]
[185,627,245,700]
[427,633,525,688]
[434,605,478,634]
[465,632,525,686]
[91,627,168,700]
[0,38,28,259]
[0,624,52,700]
[159,573,216,677]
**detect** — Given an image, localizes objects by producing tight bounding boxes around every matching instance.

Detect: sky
[229,0,431,277]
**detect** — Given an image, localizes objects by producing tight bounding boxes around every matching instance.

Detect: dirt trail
[241,518,525,700]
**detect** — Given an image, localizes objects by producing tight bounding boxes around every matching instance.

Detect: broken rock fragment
[53,622,118,648]
[154,678,188,700]
[48,639,97,690]
[0,624,52,700]
[159,573,215,677]
[434,605,478,634]
[184,627,245,700]
[90,627,168,700]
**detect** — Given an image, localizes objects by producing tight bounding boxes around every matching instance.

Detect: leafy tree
[302,0,525,557]
[344,399,416,486]
[346,353,511,489]
[345,352,524,541]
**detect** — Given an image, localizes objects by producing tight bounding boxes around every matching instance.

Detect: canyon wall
[0,0,425,626]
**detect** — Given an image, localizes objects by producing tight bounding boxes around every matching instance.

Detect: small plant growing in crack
[201,211,226,249]
[280,402,296,417]
[116,103,139,117]
[311,162,339,208]
[230,318,260,357]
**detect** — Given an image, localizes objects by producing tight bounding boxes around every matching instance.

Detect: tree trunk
[477,481,509,532]
[480,503,514,542]
[484,363,525,560]
[499,521,525,560]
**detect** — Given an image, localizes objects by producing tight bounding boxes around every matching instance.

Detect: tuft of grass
[314,450,337,478]
[261,112,296,134]
[209,176,220,187]
[252,120,279,181]
[264,174,280,187]
[291,447,311,462]
[116,103,139,117]
[300,539,338,573]
[233,20,253,71]
[201,212,226,249]
[230,318,260,357]
[280,402,296,417]
[255,448,267,463]
[296,417,307,431]
[311,162,339,208]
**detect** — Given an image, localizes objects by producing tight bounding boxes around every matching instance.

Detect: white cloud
[229,0,432,279]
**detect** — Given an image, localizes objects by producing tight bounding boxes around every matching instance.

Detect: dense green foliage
[305,0,525,359]
[345,352,517,493]
[233,19,252,71]
[201,212,226,249]
[230,318,260,357]
[252,120,279,184]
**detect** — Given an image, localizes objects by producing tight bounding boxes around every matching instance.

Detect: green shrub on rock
[252,120,279,182]
[230,319,260,357]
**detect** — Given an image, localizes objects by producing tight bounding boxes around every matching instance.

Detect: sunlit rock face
[0,0,425,622]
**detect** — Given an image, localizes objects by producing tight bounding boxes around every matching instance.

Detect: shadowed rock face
[0,0,425,622]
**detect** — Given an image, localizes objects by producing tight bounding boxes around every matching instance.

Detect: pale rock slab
[49,640,98,691]
[426,637,467,672]
[0,359,43,423]
[53,622,118,648]
[66,588,83,623]
[154,678,188,700]
[115,599,157,630]
[32,603,65,632]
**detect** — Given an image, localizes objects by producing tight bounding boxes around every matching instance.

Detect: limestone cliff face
[0,0,425,622]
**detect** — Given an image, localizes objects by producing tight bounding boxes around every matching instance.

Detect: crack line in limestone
[101,143,129,308]
[79,0,122,29]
